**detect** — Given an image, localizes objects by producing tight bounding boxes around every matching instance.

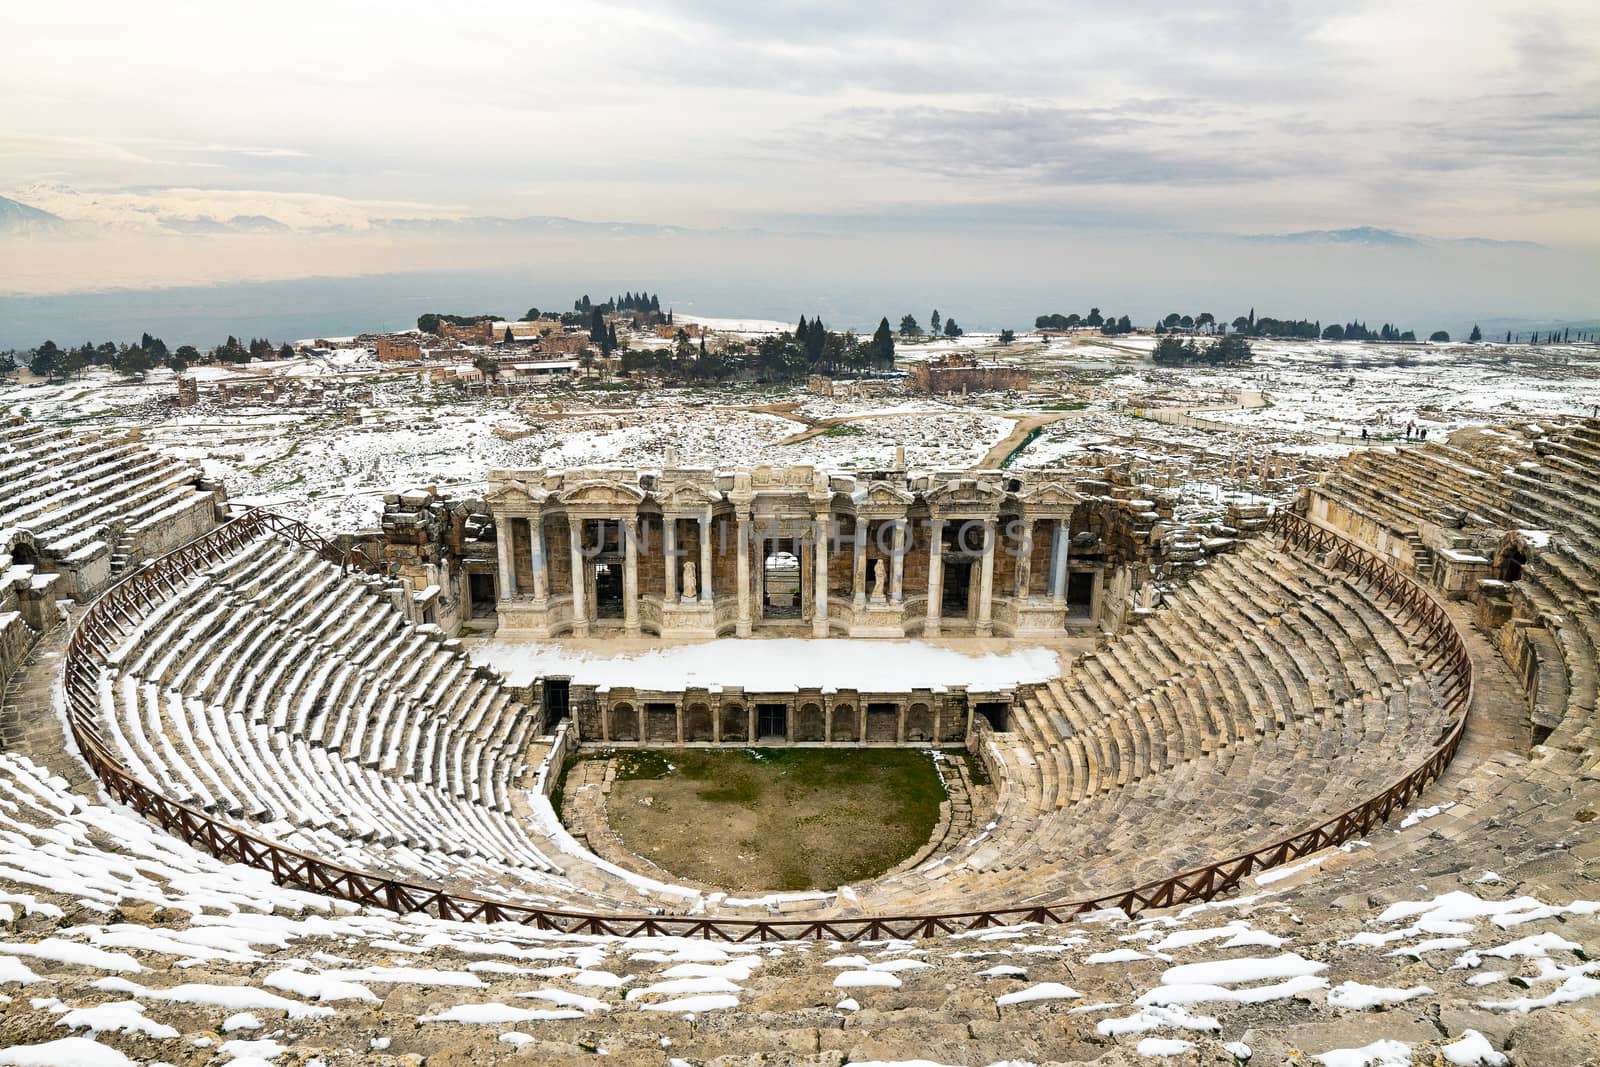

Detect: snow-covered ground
[470,638,1062,693]
[6,332,1597,537]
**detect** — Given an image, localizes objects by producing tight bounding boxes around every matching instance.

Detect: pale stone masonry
[480,464,1184,641]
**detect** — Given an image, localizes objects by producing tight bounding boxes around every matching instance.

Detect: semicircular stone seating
[848,534,1458,914]
[88,533,661,910]
[85,503,1461,918]
[0,412,218,597]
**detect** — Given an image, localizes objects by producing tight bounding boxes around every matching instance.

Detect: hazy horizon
[3,1,1596,340]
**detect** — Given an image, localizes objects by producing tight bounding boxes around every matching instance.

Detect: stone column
[977,519,996,637]
[889,519,906,603]
[813,512,830,637]
[568,516,589,637]
[495,517,515,600]
[799,540,813,624]
[736,512,752,636]
[623,517,640,636]
[1050,519,1070,604]
[529,515,548,604]
[924,517,945,636]
[852,521,868,609]
[663,517,679,602]
[699,513,713,603]
[1014,519,1032,597]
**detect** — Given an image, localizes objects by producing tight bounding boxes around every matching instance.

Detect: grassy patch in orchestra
[605,748,945,891]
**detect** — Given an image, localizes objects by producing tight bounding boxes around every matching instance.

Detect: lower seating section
[90,534,649,908]
[855,536,1457,913]
[0,411,219,595]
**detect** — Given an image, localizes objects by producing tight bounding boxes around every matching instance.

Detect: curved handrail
[60,507,1474,939]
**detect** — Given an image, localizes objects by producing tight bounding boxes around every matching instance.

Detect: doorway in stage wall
[594,562,624,619]
[942,558,974,618]
[757,703,788,740]
[762,542,802,620]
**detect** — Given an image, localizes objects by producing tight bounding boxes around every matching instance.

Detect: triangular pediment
[484,479,550,510]
[557,479,648,506]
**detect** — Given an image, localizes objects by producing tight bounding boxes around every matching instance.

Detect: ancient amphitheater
[1,406,1597,1065]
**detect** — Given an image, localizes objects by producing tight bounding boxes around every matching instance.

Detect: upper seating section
[1308,418,1599,758]
[0,412,219,596]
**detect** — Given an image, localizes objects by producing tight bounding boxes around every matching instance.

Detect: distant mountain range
[0,189,1547,251]
[0,195,67,235]
[1232,226,1542,250]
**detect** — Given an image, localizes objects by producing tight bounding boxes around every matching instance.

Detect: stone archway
[720,703,747,742]
[830,704,857,742]
[794,702,824,742]
[684,702,713,742]
[905,702,933,742]
[608,702,638,741]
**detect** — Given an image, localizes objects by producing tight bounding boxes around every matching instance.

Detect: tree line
[614,316,898,385]
[12,333,296,382]
[1152,334,1254,366]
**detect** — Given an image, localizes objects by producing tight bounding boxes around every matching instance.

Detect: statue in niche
[681,561,698,601]
[1014,552,1031,597]
[871,559,887,600]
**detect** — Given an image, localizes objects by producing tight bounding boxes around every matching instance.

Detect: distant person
[1420,428,1428,442]
[1361,428,1368,442]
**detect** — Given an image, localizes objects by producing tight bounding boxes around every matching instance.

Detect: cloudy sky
[2,0,1597,325]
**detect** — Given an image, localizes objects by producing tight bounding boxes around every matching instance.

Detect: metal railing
[59,507,1474,940]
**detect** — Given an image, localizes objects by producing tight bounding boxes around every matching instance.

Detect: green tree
[1322,324,1345,340]
[1469,324,1482,342]
[930,309,941,336]
[872,317,895,365]
[503,327,515,344]
[474,355,500,380]
[1163,312,1182,328]
[943,317,962,338]
[899,313,922,337]
[417,313,441,334]
[999,329,1015,344]
[115,344,151,379]
[1085,307,1104,328]
[1429,330,1450,342]
[521,307,541,321]
[61,345,88,379]
[30,340,62,379]
[170,345,200,373]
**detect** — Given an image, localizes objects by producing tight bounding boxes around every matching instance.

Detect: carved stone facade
[474,465,1173,640]
[539,676,1007,749]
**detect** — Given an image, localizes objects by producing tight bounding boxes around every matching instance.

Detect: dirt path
[978,412,1081,467]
